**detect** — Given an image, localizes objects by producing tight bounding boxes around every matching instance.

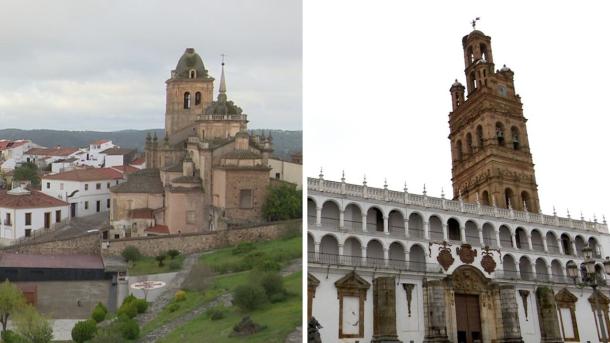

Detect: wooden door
[455,294,482,343]
[44,212,50,229]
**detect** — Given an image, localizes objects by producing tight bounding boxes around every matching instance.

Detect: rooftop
[0,189,68,209]
[42,167,125,182]
[25,147,79,157]
[111,169,164,194]
[100,147,135,156]
[0,253,104,270]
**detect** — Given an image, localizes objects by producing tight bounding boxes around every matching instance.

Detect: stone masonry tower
[165,48,215,139]
[448,29,540,212]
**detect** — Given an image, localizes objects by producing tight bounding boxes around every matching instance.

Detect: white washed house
[41,168,128,218]
[0,187,69,245]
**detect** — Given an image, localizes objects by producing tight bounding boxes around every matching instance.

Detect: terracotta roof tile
[0,190,68,209]
[90,139,110,145]
[100,148,135,156]
[111,169,164,194]
[42,168,125,182]
[129,208,154,219]
[145,225,169,234]
[111,165,139,174]
[130,158,145,165]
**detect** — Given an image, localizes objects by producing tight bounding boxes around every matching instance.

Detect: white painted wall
[104,155,124,167]
[0,205,69,244]
[41,178,125,218]
[269,158,302,189]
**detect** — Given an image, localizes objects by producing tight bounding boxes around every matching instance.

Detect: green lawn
[128,255,185,276]
[158,271,302,343]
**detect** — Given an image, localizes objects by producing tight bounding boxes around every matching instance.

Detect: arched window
[521,191,531,211]
[476,125,483,147]
[480,43,488,61]
[467,46,474,65]
[466,133,473,154]
[511,126,520,150]
[183,92,191,109]
[447,218,461,241]
[504,188,514,209]
[481,190,490,206]
[189,69,196,79]
[195,92,202,105]
[456,140,463,161]
[496,122,505,146]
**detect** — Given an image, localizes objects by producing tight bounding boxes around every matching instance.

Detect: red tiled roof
[0,190,69,209]
[42,168,124,182]
[0,140,29,151]
[130,208,154,219]
[111,165,138,174]
[25,147,79,157]
[145,225,169,234]
[0,253,104,269]
[90,139,110,145]
[130,158,145,165]
[100,148,134,156]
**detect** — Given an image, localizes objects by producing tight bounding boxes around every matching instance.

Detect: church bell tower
[448,28,540,212]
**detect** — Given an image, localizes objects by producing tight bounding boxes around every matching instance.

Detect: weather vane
[471,17,480,29]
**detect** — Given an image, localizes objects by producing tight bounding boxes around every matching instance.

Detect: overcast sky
[304,2,610,221]
[0,0,302,131]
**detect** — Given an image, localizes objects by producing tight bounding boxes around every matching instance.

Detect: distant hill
[0,128,302,160]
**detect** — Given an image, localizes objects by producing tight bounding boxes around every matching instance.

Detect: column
[515,262,521,279]
[511,233,518,249]
[496,230,502,249]
[362,214,368,232]
[314,242,320,261]
[424,221,430,240]
[339,210,345,230]
[460,225,466,243]
[361,246,367,265]
[316,207,322,227]
[423,280,450,343]
[527,233,533,251]
[383,248,389,267]
[498,285,525,342]
[571,241,578,256]
[383,216,389,235]
[442,224,448,241]
[371,277,401,343]
[478,228,485,247]
[404,220,409,238]
[557,238,564,255]
[542,237,548,253]
[535,287,563,341]
[338,243,344,257]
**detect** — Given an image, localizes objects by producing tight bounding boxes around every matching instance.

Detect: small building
[269,157,302,189]
[0,252,127,317]
[41,168,127,218]
[99,148,137,168]
[0,140,40,172]
[23,147,81,169]
[0,187,69,245]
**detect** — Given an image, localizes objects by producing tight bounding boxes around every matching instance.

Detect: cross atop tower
[221,53,226,66]
[471,17,480,30]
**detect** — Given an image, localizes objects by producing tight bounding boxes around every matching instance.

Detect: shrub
[232,242,256,255]
[259,272,285,298]
[91,306,106,323]
[134,298,148,314]
[167,303,180,313]
[155,253,167,267]
[168,260,181,271]
[88,325,126,343]
[95,302,108,315]
[269,292,288,303]
[233,284,267,312]
[1,330,21,343]
[175,290,186,302]
[167,249,180,259]
[122,294,137,306]
[262,183,302,221]
[71,319,97,343]
[206,306,225,321]
[121,246,141,264]
[117,317,140,340]
[117,301,138,319]
[254,259,281,272]
[181,264,213,292]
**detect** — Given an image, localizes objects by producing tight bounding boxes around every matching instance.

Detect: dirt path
[139,258,303,343]
[136,252,201,327]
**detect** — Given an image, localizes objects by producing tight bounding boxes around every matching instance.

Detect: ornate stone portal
[424,266,524,343]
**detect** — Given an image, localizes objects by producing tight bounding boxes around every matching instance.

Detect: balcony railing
[197,114,247,121]
[3,219,11,226]
[309,252,443,273]
[308,177,608,233]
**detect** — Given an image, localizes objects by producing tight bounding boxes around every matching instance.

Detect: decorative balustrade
[197,114,247,121]
[309,252,442,273]
[308,177,608,233]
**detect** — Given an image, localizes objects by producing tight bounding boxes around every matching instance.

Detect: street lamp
[580,245,608,343]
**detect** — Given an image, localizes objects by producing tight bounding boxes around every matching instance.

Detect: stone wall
[102,219,300,257]
[0,232,100,255]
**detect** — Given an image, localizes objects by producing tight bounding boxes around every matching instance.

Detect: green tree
[121,246,141,266]
[0,280,26,333]
[155,253,167,267]
[12,162,40,187]
[71,319,97,343]
[13,305,53,343]
[262,184,302,221]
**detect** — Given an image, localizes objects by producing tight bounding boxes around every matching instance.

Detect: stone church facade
[307,28,610,343]
[110,49,272,237]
